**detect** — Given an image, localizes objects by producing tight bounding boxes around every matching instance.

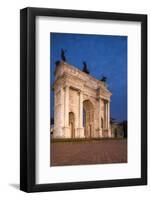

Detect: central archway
[83,100,94,138]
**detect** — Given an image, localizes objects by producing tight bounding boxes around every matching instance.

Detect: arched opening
[83,100,94,138]
[101,118,104,129]
[69,112,75,138]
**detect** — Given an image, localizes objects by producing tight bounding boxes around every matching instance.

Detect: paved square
[51,139,127,166]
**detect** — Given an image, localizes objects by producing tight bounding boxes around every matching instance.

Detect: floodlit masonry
[53,61,112,138]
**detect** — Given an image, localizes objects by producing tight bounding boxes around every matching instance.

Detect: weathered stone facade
[53,61,112,139]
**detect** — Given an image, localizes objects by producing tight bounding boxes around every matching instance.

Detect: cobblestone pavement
[51,139,127,166]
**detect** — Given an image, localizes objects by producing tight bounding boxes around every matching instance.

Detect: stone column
[63,85,69,138]
[98,97,102,137]
[54,87,64,138]
[105,101,108,129]
[60,87,64,128]
[77,90,84,138]
[79,91,83,128]
[107,101,111,137]
[107,101,109,129]
[64,86,69,127]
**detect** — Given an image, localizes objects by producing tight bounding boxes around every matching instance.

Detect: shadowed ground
[51,139,127,166]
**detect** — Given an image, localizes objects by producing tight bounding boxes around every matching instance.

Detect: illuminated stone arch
[53,61,112,139]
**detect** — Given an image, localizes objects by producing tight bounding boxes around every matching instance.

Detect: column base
[108,128,112,138]
[98,128,103,138]
[77,127,85,138]
[53,127,64,138]
[62,126,70,138]
[102,128,112,138]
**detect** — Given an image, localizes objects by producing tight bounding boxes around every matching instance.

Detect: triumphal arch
[53,61,112,139]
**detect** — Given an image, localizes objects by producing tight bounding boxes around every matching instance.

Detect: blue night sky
[50,33,127,122]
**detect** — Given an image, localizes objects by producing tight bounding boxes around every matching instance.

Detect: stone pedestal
[77,128,85,138]
[62,127,70,138]
[54,127,65,138]
[98,128,103,138]
[108,128,112,138]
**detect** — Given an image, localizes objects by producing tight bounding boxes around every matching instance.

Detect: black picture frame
[20,7,147,192]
